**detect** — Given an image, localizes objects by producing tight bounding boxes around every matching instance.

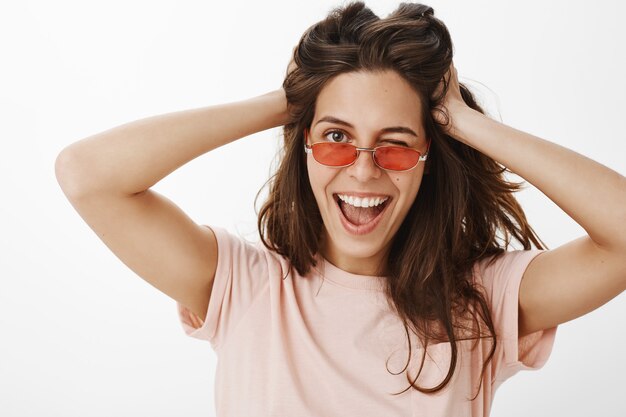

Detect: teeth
[337,194,389,208]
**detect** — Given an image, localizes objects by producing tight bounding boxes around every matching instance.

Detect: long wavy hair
[256,1,547,400]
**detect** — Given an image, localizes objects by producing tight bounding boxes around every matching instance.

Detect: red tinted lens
[311,143,357,166]
[374,146,421,171]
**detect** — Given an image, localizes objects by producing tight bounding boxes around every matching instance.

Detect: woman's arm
[437,64,626,338]
[55,88,289,197]
[54,88,289,322]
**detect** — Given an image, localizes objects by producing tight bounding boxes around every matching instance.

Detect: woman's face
[306,69,429,275]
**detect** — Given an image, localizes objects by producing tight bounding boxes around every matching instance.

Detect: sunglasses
[304,140,430,172]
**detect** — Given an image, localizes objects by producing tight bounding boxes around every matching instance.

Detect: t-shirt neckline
[315,255,387,291]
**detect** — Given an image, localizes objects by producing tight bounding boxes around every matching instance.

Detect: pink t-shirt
[177,225,557,417]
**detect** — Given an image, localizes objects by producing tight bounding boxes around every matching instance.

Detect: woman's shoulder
[209,225,297,277]
[472,248,546,294]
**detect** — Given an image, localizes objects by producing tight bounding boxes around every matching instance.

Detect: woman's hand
[431,62,474,139]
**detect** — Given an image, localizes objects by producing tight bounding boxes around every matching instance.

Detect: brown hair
[256,1,547,400]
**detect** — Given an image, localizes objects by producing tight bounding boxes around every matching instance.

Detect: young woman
[55,2,626,416]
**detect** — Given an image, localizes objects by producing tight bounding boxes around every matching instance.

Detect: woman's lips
[333,194,392,235]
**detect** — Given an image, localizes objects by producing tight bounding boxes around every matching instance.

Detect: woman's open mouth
[333,193,392,235]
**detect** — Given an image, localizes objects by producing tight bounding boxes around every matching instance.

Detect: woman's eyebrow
[314,115,419,138]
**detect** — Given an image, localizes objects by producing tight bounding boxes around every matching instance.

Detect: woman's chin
[322,230,391,270]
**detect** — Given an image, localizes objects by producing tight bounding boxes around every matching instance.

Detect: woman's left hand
[431,62,472,138]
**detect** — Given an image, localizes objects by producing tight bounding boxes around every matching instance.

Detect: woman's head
[260,1,457,273]
[258,0,546,397]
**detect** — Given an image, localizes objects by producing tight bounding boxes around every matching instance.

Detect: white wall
[1,0,624,415]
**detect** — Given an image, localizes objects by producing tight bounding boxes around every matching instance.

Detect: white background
[1,0,625,416]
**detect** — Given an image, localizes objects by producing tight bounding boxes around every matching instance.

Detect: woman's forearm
[452,106,626,250]
[56,88,289,197]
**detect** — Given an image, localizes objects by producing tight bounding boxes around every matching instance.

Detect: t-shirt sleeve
[176,225,268,352]
[475,249,558,386]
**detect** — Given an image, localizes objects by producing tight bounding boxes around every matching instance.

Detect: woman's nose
[346,150,382,182]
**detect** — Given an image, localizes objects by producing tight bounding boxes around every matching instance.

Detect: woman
[55,2,626,416]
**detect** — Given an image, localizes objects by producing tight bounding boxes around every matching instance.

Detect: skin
[305,70,430,276]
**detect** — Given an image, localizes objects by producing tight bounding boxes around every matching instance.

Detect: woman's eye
[324,130,347,143]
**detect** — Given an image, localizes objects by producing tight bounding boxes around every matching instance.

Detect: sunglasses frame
[304,140,430,172]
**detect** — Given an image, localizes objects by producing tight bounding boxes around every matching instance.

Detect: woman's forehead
[312,70,424,131]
